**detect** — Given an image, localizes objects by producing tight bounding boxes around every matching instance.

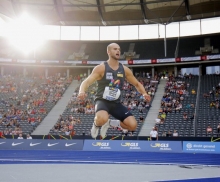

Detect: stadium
[0,0,220,181]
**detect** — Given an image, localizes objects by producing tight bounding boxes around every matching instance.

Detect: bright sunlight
[5,13,45,55]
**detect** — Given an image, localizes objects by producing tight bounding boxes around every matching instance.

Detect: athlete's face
[108,44,121,60]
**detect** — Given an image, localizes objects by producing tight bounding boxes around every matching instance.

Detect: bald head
[107,43,121,60]
[107,43,120,52]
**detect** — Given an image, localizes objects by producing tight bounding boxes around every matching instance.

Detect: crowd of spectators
[116,75,158,136]
[50,73,93,135]
[50,114,81,136]
[0,73,72,137]
[52,71,159,136]
[203,82,220,109]
[121,77,157,112]
[155,73,196,137]
[203,80,220,135]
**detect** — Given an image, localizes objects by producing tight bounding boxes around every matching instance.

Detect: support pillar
[23,67,26,77]
[67,68,70,78]
[88,69,91,76]
[45,68,48,78]
[199,65,202,76]
[1,66,4,76]
[174,66,178,77]
[152,67,155,78]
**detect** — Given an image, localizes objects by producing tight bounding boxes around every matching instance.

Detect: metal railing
[194,71,201,136]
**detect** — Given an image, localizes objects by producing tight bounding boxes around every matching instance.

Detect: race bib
[102,86,121,101]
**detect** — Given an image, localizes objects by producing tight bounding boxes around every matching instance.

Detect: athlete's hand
[77,92,87,100]
[143,93,151,103]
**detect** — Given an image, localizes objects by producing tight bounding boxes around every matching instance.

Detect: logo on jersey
[109,79,120,88]
[106,72,113,80]
[117,73,123,77]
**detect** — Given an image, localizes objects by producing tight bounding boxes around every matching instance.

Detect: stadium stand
[1,65,220,138]
[155,73,198,137]
[20,34,220,61]
[0,74,72,136]
[49,75,159,137]
[197,74,220,137]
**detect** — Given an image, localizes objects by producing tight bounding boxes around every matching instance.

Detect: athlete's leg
[110,103,136,130]
[120,116,137,131]
[100,102,136,138]
[91,100,110,138]
[108,116,137,131]
[94,110,109,126]
[100,116,137,138]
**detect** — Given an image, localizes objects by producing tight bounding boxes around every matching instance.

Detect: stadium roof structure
[0,0,219,26]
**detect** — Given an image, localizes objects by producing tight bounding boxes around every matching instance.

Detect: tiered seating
[49,77,158,137]
[35,34,220,60]
[156,75,198,137]
[197,75,220,137]
[0,75,71,135]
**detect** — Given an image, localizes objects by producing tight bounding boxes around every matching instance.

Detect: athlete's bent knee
[95,114,108,126]
[123,117,137,131]
[128,121,137,131]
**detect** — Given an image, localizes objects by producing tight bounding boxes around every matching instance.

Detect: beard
[110,54,119,60]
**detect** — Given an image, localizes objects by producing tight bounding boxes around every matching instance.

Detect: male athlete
[77,43,151,138]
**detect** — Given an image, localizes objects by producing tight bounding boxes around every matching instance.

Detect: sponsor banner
[151,59,157,64]
[41,60,59,63]
[200,55,207,61]
[17,60,36,63]
[0,58,12,62]
[119,60,128,64]
[127,60,133,65]
[83,140,147,151]
[64,60,81,64]
[82,60,87,64]
[207,54,220,60]
[133,59,151,64]
[157,58,175,63]
[0,139,83,150]
[181,56,201,62]
[183,141,220,153]
[87,61,103,64]
[1,54,220,66]
[146,141,182,152]
[175,57,181,62]
[1,54,220,65]
[83,140,182,152]
[64,60,75,64]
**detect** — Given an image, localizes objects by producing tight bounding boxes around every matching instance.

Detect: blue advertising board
[83,140,182,152]
[0,139,83,150]
[83,140,147,151]
[183,141,220,153]
[146,141,182,152]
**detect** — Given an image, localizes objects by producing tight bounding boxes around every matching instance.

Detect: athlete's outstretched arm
[78,64,103,100]
[124,66,151,102]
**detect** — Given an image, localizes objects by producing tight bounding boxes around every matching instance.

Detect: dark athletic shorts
[95,99,133,122]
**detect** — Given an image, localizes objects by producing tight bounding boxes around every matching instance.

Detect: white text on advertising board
[92,142,111,149]
[186,143,216,152]
[121,142,140,150]
[150,143,172,150]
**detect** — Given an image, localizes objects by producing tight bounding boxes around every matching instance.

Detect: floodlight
[144,19,149,24]
[186,15,191,20]
[102,21,107,26]
[6,13,45,55]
